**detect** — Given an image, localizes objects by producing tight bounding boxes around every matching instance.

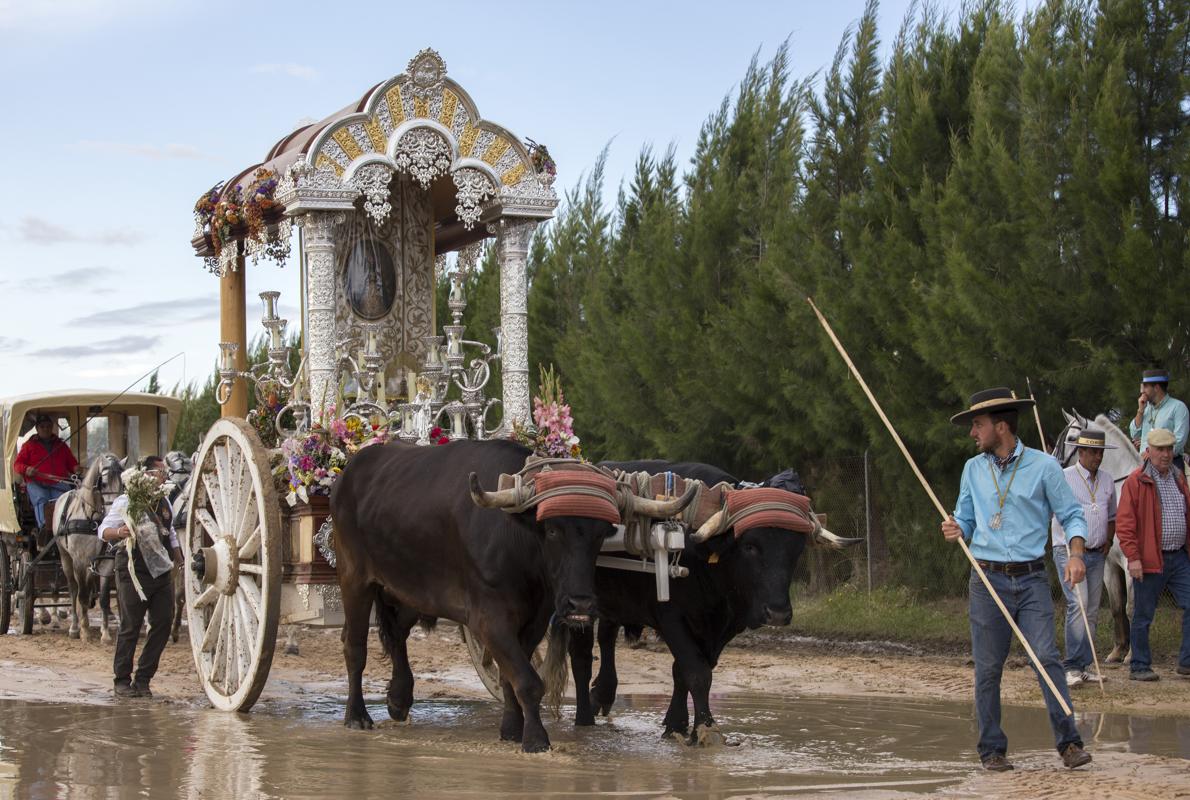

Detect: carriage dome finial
[407,48,447,99]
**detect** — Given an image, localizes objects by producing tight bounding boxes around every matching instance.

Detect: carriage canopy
[190,47,559,425]
[0,390,182,534]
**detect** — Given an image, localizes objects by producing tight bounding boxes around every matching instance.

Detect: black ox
[330,439,693,752]
[569,460,859,742]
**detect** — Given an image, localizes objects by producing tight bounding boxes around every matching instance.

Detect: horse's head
[1053,409,1086,467]
[97,453,125,500]
[164,450,193,498]
[57,458,107,525]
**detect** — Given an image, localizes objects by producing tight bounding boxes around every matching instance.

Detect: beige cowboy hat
[950,387,1035,426]
[1068,428,1117,450]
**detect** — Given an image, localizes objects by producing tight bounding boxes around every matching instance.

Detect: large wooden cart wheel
[184,418,282,712]
[0,540,11,635]
[461,625,546,702]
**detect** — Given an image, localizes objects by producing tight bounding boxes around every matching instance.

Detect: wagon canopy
[0,390,182,534]
[192,47,558,425]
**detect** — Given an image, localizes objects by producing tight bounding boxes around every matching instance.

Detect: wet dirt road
[2,688,1189,799]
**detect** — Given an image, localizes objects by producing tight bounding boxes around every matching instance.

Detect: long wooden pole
[1026,376,1047,453]
[1028,378,1105,696]
[807,298,1072,717]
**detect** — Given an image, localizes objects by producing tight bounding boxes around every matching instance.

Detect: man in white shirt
[1051,428,1117,687]
[99,455,183,699]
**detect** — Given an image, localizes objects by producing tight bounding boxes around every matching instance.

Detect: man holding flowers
[99,455,183,699]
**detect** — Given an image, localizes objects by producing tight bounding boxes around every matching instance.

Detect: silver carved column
[493,217,537,430]
[302,211,340,420]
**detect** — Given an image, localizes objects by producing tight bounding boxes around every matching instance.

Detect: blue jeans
[1052,546,1106,672]
[1130,548,1190,673]
[969,569,1081,760]
[25,480,71,528]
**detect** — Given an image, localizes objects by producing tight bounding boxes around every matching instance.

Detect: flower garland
[210,185,243,256]
[512,365,581,459]
[524,138,557,177]
[118,466,173,600]
[278,406,393,506]
[243,167,280,241]
[193,168,281,258]
[428,425,451,446]
[193,182,222,229]
[249,390,285,449]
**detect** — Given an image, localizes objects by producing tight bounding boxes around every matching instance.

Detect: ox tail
[541,623,571,720]
[374,595,401,666]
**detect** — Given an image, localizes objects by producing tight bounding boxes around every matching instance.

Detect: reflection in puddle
[0,693,1186,798]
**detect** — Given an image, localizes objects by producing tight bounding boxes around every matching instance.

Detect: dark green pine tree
[527,150,613,426]
[573,146,684,460]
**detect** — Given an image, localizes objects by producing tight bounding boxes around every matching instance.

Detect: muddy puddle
[0,691,1187,799]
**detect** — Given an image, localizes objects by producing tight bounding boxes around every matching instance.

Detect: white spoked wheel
[461,625,545,702]
[185,418,282,712]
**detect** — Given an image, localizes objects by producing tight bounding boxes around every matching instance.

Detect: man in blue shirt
[1130,368,1188,474]
[941,387,1092,772]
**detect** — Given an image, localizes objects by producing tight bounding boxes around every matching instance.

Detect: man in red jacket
[12,413,79,530]
[1116,427,1190,682]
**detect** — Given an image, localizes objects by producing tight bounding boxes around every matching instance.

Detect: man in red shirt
[1116,427,1190,681]
[13,413,80,530]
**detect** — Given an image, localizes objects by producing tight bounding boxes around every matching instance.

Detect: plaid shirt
[1145,461,1188,550]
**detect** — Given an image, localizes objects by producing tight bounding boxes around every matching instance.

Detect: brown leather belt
[976,558,1046,576]
[1083,545,1104,554]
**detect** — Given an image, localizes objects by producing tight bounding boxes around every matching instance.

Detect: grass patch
[789,584,970,646]
[790,583,1186,662]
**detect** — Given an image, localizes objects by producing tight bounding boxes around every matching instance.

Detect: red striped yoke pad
[725,487,814,536]
[533,471,621,524]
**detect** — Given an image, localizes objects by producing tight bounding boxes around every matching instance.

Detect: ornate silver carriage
[183,48,563,711]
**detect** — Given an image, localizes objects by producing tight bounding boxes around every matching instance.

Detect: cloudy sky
[0,0,941,399]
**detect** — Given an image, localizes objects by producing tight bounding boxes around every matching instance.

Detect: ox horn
[624,482,699,520]
[812,524,863,549]
[690,507,729,543]
[469,472,523,509]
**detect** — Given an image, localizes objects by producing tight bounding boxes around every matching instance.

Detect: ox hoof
[662,720,689,738]
[575,711,596,727]
[521,738,551,754]
[386,702,411,723]
[344,715,374,731]
[691,724,725,748]
[68,629,80,640]
[285,644,299,656]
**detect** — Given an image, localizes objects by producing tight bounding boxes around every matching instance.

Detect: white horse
[1053,410,1140,663]
[52,453,123,642]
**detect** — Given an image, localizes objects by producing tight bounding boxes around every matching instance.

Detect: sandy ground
[2,618,1189,799]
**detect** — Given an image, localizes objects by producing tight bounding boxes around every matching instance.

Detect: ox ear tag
[708,552,719,564]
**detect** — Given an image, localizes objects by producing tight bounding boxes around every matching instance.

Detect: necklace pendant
[989,512,1002,530]
[1090,502,1099,513]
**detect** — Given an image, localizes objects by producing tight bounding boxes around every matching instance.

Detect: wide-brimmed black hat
[1142,368,1170,384]
[950,387,1035,425]
[1067,428,1117,450]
